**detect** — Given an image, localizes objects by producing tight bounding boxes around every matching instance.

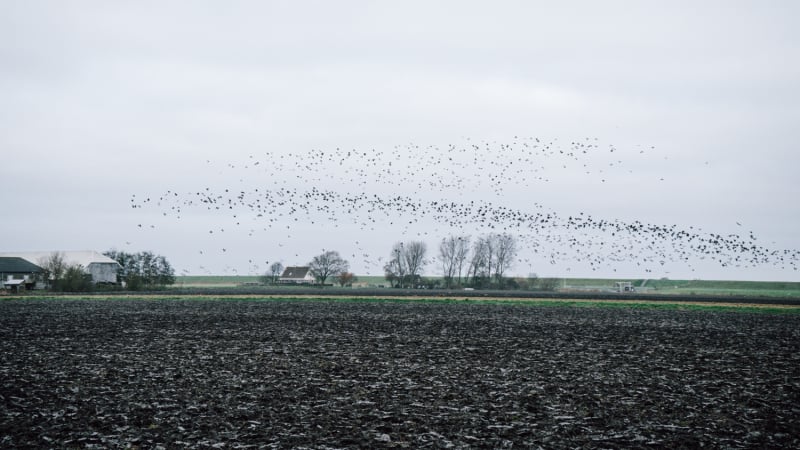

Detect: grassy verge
[171,276,800,298]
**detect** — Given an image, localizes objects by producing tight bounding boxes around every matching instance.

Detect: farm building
[0,251,122,284]
[614,281,635,293]
[0,257,44,292]
[279,266,315,284]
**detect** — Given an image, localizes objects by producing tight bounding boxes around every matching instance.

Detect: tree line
[103,250,175,290]
[36,250,176,292]
[384,233,523,289]
[28,235,553,292]
[280,233,557,290]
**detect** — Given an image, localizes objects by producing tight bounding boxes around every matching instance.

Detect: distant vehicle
[614,281,635,293]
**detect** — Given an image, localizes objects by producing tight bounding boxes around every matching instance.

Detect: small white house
[0,251,122,284]
[279,266,315,284]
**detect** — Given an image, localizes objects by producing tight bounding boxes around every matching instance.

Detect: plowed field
[1,298,799,448]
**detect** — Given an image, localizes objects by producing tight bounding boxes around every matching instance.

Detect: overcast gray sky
[2,1,798,280]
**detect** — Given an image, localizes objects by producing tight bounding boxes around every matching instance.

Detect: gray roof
[280,266,311,279]
[0,257,44,273]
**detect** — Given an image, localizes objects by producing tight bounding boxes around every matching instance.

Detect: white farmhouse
[278,266,316,284]
[0,251,122,284]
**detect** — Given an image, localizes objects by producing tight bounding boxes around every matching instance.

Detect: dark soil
[1,299,799,449]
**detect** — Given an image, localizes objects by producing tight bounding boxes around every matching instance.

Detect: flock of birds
[131,137,798,277]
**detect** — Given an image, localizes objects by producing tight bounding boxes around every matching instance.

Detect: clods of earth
[1,298,799,448]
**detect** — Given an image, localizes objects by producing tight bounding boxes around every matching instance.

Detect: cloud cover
[1,1,798,280]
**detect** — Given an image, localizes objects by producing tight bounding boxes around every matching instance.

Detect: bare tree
[454,236,470,286]
[384,241,427,288]
[308,251,349,285]
[465,234,517,288]
[439,236,470,288]
[269,262,284,284]
[468,237,491,287]
[38,252,67,288]
[335,271,357,287]
[492,233,518,287]
[384,242,407,288]
[439,237,457,288]
[403,241,427,288]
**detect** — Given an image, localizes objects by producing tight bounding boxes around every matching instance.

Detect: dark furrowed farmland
[1,299,799,449]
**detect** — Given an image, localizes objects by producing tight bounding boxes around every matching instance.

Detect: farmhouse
[279,266,315,284]
[0,251,122,284]
[0,257,44,292]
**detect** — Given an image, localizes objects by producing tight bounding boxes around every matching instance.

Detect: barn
[0,257,44,292]
[279,266,315,284]
[0,251,122,284]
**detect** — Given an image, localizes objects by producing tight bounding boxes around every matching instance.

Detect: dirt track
[1,298,799,448]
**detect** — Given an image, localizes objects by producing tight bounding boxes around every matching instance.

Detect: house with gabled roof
[279,266,315,284]
[0,257,44,292]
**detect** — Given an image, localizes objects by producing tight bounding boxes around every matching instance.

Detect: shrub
[52,265,93,292]
[539,278,561,291]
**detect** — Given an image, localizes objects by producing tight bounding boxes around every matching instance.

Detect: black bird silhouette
[129,137,799,275]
